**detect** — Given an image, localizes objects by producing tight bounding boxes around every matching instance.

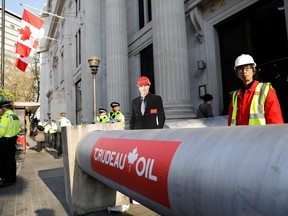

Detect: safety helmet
[137,76,151,86]
[0,89,14,106]
[234,54,256,71]
[38,122,43,126]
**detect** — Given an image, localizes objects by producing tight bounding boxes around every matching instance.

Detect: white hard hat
[234,54,256,70]
[38,122,43,126]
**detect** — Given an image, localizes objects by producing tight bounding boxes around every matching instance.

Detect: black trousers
[49,133,57,149]
[58,133,62,156]
[0,136,17,182]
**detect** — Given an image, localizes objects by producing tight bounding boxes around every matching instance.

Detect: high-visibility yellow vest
[43,123,50,133]
[49,122,58,133]
[96,115,109,123]
[231,83,271,126]
[0,109,20,138]
[108,111,125,124]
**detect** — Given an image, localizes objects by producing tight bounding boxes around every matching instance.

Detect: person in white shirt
[57,112,72,157]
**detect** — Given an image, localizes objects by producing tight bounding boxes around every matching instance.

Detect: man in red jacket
[228,54,283,126]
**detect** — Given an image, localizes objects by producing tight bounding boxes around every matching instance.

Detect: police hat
[60,112,67,116]
[110,102,120,108]
[99,108,107,113]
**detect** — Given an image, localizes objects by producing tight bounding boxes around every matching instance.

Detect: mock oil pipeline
[76,125,288,216]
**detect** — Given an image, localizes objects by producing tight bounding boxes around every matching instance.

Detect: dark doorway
[140,44,155,93]
[217,0,288,122]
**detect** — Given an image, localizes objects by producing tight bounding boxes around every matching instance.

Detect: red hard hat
[137,76,151,86]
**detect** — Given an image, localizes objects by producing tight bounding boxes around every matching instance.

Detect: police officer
[49,119,58,149]
[96,108,110,123]
[228,54,283,125]
[43,119,50,148]
[59,112,71,127]
[108,102,125,124]
[0,90,20,187]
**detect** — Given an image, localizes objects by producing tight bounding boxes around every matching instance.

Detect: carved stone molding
[189,6,204,43]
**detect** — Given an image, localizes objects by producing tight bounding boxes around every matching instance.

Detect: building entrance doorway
[217,0,288,122]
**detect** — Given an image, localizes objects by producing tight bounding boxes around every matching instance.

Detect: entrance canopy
[13,101,40,115]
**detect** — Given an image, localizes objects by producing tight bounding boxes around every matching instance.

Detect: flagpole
[1,0,5,88]
[42,36,71,45]
[20,3,83,25]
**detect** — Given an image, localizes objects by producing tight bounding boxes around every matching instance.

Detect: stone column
[82,0,102,124]
[152,0,194,119]
[106,0,129,115]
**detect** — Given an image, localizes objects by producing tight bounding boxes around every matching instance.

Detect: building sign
[90,138,181,208]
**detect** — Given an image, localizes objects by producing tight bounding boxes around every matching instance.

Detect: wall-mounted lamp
[197,60,206,70]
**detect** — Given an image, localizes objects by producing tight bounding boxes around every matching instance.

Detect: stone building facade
[0,9,21,61]
[39,0,288,124]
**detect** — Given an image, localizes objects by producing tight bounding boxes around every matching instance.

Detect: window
[75,80,82,124]
[75,29,81,68]
[138,0,152,29]
[76,0,81,17]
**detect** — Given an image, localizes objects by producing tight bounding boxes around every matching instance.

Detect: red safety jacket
[228,81,284,125]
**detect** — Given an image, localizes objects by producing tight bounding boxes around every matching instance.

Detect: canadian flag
[15,9,44,72]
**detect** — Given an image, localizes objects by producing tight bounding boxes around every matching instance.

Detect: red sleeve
[265,88,284,124]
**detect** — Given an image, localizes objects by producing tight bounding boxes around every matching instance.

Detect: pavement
[0,136,159,216]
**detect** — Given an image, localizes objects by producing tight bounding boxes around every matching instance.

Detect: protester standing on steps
[0,90,20,188]
[228,54,283,126]
[130,76,165,129]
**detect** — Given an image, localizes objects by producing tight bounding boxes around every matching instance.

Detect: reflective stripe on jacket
[108,111,125,124]
[0,109,20,138]
[49,123,58,133]
[43,123,50,133]
[231,83,270,126]
[96,115,109,123]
